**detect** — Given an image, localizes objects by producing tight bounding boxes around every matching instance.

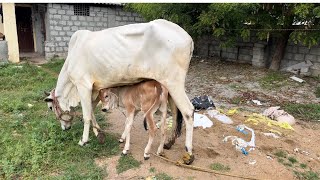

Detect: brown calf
[99,80,168,160]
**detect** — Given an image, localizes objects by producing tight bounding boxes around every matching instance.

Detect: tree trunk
[269,31,292,70]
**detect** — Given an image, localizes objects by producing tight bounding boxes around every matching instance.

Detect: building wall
[195,35,320,76]
[45,3,144,59]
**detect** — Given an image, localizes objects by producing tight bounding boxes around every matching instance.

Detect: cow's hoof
[157,152,167,158]
[119,138,124,143]
[144,156,150,160]
[163,142,173,150]
[78,139,88,146]
[97,132,106,144]
[121,152,127,156]
[144,153,150,160]
[182,153,195,165]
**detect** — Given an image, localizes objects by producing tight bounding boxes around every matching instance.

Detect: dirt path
[95,58,320,179]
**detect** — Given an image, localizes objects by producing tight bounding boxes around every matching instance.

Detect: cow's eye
[105,95,108,98]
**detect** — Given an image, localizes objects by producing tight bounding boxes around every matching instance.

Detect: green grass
[300,163,307,169]
[294,171,319,180]
[210,163,231,172]
[154,173,173,180]
[149,167,156,173]
[259,71,288,89]
[288,156,298,164]
[116,155,141,174]
[283,103,320,122]
[274,150,288,158]
[0,62,119,179]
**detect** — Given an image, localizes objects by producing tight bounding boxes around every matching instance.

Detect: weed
[288,157,298,164]
[210,163,231,172]
[230,96,243,105]
[259,71,288,89]
[294,170,319,180]
[116,155,140,174]
[274,150,287,158]
[283,103,320,122]
[277,158,285,164]
[149,167,156,173]
[154,173,173,180]
[300,163,307,169]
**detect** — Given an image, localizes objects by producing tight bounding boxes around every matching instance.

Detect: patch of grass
[259,71,288,89]
[288,156,298,164]
[154,173,173,180]
[0,63,120,179]
[300,163,307,169]
[210,163,231,172]
[294,170,319,180]
[149,167,156,173]
[277,158,285,164]
[116,155,140,174]
[315,86,320,98]
[230,96,243,105]
[274,150,288,158]
[41,58,64,74]
[283,103,320,122]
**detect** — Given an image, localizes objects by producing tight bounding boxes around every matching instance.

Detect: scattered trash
[246,113,294,130]
[27,103,34,108]
[252,100,262,106]
[283,60,313,76]
[191,95,215,111]
[263,132,280,139]
[223,125,255,155]
[236,125,248,135]
[263,106,295,125]
[226,108,238,116]
[249,159,256,165]
[269,129,282,136]
[290,76,305,83]
[206,109,233,124]
[266,155,273,160]
[193,113,213,129]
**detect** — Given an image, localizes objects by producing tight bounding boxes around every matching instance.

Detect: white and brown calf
[99,80,168,160]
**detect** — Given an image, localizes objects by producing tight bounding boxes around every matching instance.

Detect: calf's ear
[44,97,53,102]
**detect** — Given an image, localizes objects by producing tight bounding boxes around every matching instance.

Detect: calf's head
[99,88,117,112]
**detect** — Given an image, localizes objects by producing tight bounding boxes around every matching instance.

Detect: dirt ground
[95,58,320,180]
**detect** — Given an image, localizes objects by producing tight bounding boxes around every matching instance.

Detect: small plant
[259,71,288,89]
[283,103,320,122]
[230,96,243,105]
[210,163,231,172]
[154,173,173,180]
[116,155,141,174]
[288,156,298,164]
[149,167,156,173]
[294,170,319,180]
[300,163,307,169]
[274,150,287,158]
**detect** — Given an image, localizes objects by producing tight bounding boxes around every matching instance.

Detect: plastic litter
[191,95,215,111]
[263,132,280,139]
[290,76,304,83]
[246,113,294,130]
[206,110,233,124]
[223,125,255,155]
[193,113,213,129]
[249,159,256,165]
[263,106,295,125]
[252,100,262,106]
[226,108,238,116]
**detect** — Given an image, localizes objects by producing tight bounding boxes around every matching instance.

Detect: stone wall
[45,3,144,59]
[194,35,320,76]
[0,41,8,62]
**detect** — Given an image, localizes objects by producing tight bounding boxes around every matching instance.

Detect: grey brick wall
[45,4,144,59]
[195,35,320,76]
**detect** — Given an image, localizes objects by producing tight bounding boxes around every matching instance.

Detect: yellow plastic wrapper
[245,113,294,130]
[226,108,238,116]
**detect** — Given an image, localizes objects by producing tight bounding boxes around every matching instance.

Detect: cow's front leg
[78,86,93,146]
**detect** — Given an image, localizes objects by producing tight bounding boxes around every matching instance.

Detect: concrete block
[239,48,252,55]
[116,16,121,21]
[59,31,66,36]
[89,12,95,17]
[292,46,298,53]
[51,31,58,36]
[87,16,93,21]
[71,26,78,31]
[0,41,8,62]
[97,22,103,27]
[79,16,86,21]
[81,22,88,26]
[97,12,103,17]
[61,4,70,10]
[101,17,108,22]
[298,46,310,54]
[71,16,77,21]
[55,36,62,41]
[94,17,101,22]
[52,4,61,9]
[119,11,125,16]
[239,54,252,62]
[53,14,61,19]
[49,8,57,14]
[56,47,63,52]
[55,26,62,31]
[294,54,305,61]
[254,43,265,48]
[67,21,73,26]
[63,36,71,41]
[59,42,66,47]
[67,32,74,36]
[123,16,128,21]
[305,54,317,62]
[62,15,69,21]
[46,42,55,47]
[108,8,116,15]
[74,21,80,26]
[58,10,66,15]
[64,47,69,51]
[66,10,74,15]
[283,53,293,60]
[87,27,94,31]
[89,22,95,26]
[93,7,101,12]
[310,48,320,55]
[58,20,66,26]
[285,46,292,53]
[50,20,58,25]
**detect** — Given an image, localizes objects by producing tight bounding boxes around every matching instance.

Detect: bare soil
[95,58,320,180]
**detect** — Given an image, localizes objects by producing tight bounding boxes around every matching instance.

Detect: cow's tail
[164,94,183,150]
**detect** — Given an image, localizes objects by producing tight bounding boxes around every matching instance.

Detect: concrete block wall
[0,41,8,62]
[45,3,144,59]
[195,35,320,76]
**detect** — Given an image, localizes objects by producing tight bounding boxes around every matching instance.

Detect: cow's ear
[44,97,53,102]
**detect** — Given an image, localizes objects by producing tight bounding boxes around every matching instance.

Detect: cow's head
[44,90,73,130]
[99,88,118,112]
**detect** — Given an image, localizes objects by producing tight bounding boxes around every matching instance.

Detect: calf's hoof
[144,153,150,160]
[97,132,106,144]
[119,138,124,143]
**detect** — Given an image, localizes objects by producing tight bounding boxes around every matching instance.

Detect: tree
[127,3,320,70]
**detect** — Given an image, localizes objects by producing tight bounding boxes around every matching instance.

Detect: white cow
[45,19,195,164]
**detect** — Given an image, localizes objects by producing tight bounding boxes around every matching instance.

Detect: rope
[226,28,320,31]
